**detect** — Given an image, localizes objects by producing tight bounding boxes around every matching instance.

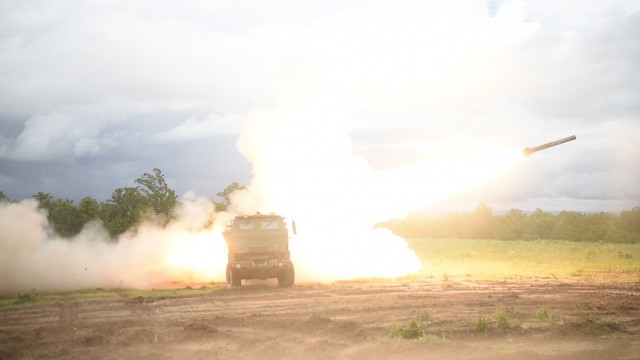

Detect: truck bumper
[228,261,293,280]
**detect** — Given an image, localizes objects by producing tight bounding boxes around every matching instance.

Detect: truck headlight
[235,263,241,269]
[278,262,284,267]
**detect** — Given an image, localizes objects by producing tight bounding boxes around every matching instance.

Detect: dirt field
[1,279,639,360]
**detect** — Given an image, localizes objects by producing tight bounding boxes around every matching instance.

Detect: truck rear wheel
[277,266,295,288]
[226,267,241,287]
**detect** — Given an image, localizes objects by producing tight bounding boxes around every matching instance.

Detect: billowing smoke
[232,95,422,281]
[0,95,424,294]
[228,89,522,281]
[1,92,525,294]
[0,196,228,296]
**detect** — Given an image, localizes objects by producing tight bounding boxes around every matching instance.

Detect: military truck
[222,213,296,287]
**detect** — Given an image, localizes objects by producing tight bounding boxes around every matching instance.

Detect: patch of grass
[617,251,633,259]
[391,309,433,340]
[597,317,625,332]
[420,334,441,343]
[535,307,559,327]
[0,285,226,308]
[14,290,37,304]
[570,268,584,277]
[391,319,427,340]
[441,273,452,288]
[559,316,626,336]
[472,316,491,333]
[415,309,431,323]
[407,238,640,282]
[535,307,551,322]
[494,307,510,329]
[494,307,520,330]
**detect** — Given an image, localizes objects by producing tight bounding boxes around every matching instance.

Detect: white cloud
[2,113,112,161]
[154,113,244,143]
[0,0,638,210]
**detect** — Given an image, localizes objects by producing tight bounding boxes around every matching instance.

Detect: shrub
[535,307,559,326]
[472,316,491,333]
[391,319,426,340]
[535,308,551,322]
[416,310,431,323]
[391,309,432,340]
[15,291,36,304]
[495,307,510,329]
[617,251,633,259]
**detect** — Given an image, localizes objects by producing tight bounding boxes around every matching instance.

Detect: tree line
[380,204,640,243]
[3,173,639,243]
[0,168,244,239]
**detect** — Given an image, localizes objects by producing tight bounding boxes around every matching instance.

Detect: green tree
[102,187,148,237]
[590,212,628,243]
[620,206,640,233]
[78,196,101,225]
[524,209,555,240]
[33,193,84,237]
[496,209,527,240]
[135,168,177,218]
[214,182,245,211]
[48,199,83,237]
[469,203,498,239]
[33,192,54,210]
[0,190,12,202]
[552,211,584,242]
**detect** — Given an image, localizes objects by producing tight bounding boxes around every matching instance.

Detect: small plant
[420,334,441,343]
[391,319,426,340]
[570,268,584,277]
[617,251,633,259]
[535,308,551,322]
[494,307,520,330]
[442,273,452,287]
[535,307,559,327]
[391,309,432,340]
[472,316,491,333]
[495,307,510,329]
[415,309,431,323]
[15,291,36,304]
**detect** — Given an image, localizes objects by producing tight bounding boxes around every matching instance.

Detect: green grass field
[3,238,638,307]
[0,286,226,308]
[406,238,640,283]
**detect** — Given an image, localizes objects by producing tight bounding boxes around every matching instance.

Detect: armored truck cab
[222,214,295,287]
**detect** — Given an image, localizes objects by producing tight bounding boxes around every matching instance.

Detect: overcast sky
[1,0,639,214]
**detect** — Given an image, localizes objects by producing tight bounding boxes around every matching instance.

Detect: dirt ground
[1,279,639,360]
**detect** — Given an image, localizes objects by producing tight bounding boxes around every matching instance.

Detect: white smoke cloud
[0,198,228,295]
[232,90,421,281]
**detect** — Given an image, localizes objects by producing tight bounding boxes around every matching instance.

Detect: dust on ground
[1,279,639,360]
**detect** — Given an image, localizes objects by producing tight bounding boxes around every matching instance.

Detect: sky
[1,0,639,215]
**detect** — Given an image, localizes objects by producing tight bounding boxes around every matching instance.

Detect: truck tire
[278,266,295,288]
[226,267,241,287]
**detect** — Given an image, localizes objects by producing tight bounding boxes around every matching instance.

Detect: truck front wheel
[278,266,295,288]
[226,267,241,287]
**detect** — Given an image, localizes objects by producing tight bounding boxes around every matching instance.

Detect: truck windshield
[261,221,280,230]
[234,219,282,231]
[238,222,255,230]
